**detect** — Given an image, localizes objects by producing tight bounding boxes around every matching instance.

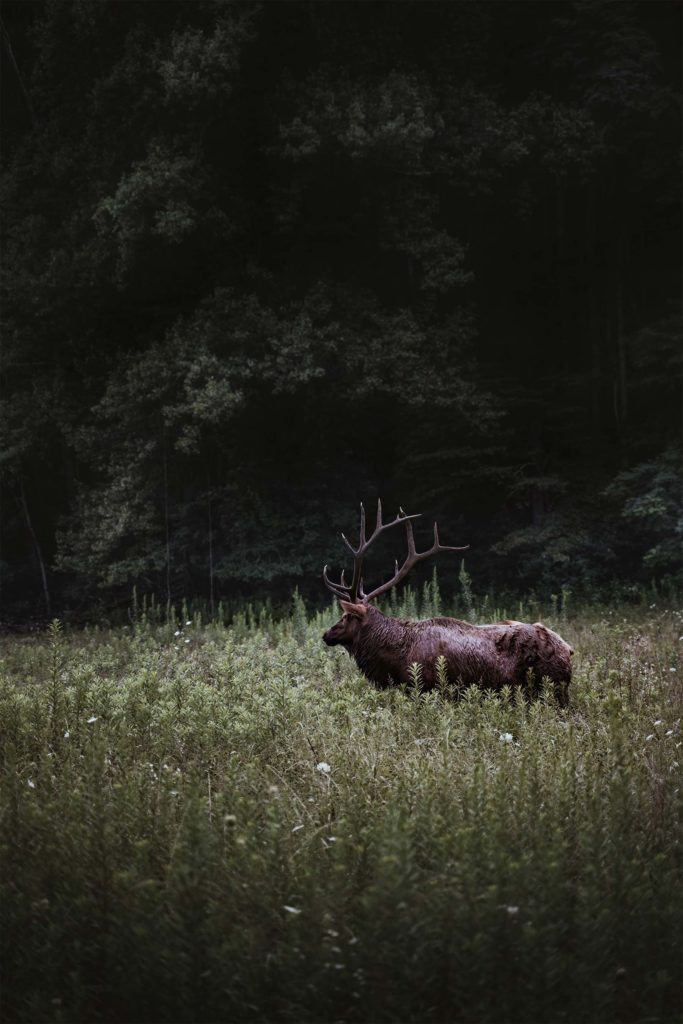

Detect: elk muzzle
[322,622,344,646]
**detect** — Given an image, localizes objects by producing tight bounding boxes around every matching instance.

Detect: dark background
[1,0,680,621]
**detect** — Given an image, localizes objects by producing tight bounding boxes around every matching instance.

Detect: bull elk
[322,501,572,705]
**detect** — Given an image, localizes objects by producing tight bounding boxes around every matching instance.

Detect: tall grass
[1,595,681,1023]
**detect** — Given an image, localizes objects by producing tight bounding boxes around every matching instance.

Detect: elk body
[322,502,573,706]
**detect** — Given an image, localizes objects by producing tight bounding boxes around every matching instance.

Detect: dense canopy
[1,0,680,620]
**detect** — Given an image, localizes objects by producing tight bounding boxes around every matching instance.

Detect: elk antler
[323,500,468,604]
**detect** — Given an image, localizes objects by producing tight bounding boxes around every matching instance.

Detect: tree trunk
[616,276,628,425]
[162,438,171,607]
[206,471,215,619]
[586,183,602,436]
[18,475,51,617]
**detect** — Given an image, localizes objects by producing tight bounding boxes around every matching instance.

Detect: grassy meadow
[1,591,681,1024]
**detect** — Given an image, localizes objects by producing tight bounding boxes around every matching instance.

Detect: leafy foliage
[0,0,680,616]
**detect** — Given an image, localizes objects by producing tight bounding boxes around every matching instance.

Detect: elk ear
[339,600,368,618]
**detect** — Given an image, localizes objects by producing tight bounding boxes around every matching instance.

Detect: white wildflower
[291,824,304,832]
[499,732,513,743]
[316,761,331,774]
[654,720,663,726]
[27,779,36,789]
[669,667,677,672]
[87,716,98,724]
[645,734,655,741]
[184,638,191,644]
[174,630,181,636]
[63,730,70,739]
[666,730,674,736]
[283,905,302,915]
[186,620,192,626]
[506,905,519,915]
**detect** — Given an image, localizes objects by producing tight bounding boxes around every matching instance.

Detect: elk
[322,502,572,705]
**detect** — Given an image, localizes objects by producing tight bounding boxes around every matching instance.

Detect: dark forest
[1,0,681,621]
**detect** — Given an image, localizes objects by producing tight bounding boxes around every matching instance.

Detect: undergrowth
[1,594,681,1023]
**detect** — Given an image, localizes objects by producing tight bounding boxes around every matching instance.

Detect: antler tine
[324,501,427,604]
[363,516,469,603]
[430,519,469,555]
[338,499,419,602]
[347,502,368,601]
[402,512,417,558]
[322,564,352,600]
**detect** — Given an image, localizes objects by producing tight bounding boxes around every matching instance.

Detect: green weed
[0,602,681,1022]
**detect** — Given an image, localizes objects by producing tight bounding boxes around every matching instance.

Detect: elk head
[322,500,468,648]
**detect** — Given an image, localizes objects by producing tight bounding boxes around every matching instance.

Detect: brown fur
[323,603,572,705]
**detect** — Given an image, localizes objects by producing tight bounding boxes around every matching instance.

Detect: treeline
[1,0,680,620]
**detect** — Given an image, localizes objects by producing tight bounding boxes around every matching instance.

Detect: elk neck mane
[350,607,473,687]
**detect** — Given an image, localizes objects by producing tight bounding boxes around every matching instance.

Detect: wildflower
[499,732,513,743]
[316,761,331,774]
[666,730,674,736]
[87,716,98,724]
[506,906,519,915]
[63,730,70,739]
[654,720,663,726]
[27,779,36,789]
[669,667,677,672]
[291,824,304,832]
[283,905,301,915]
[184,638,191,644]
[224,814,237,825]
[174,630,181,636]
[645,734,655,741]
